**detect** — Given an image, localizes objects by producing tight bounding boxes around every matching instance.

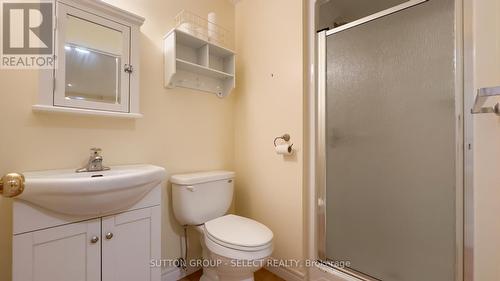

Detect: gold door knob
[105,232,113,240]
[0,173,25,198]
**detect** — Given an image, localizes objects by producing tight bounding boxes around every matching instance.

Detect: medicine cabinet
[33,0,145,118]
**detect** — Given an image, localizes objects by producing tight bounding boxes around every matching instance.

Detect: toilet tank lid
[170,170,235,185]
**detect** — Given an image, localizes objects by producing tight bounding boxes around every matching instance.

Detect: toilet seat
[203,215,273,259]
[206,231,272,251]
[205,214,273,249]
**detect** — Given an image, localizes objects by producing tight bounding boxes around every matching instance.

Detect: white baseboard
[265,257,306,281]
[162,266,201,281]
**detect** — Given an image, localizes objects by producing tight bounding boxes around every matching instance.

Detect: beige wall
[470,0,500,279]
[0,0,235,280]
[234,0,305,277]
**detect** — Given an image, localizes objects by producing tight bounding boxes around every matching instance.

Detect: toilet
[171,171,273,281]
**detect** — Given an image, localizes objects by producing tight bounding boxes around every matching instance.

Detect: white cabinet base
[13,184,162,281]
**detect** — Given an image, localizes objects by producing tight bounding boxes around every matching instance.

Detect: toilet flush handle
[186,185,196,192]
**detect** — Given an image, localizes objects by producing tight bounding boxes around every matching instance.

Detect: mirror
[64,15,123,104]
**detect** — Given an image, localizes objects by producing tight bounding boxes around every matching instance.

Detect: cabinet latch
[124,64,133,74]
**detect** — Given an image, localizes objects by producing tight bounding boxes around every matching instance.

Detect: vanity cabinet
[13,207,160,281]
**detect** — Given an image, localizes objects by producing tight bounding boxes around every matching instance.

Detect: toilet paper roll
[275,144,293,155]
[208,12,217,42]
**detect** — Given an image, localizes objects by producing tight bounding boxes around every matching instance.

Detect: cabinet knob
[90,236,99,244]
[105,232,113,240]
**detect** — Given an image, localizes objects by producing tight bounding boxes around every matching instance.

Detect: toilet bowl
[171,171,273,281]
[204,215,273,281]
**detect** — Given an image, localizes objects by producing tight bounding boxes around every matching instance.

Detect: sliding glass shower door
[318,0,459,280]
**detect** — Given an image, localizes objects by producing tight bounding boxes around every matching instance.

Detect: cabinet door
[13,219,101,281]
[102,206,161,281]
[54,3,131,112]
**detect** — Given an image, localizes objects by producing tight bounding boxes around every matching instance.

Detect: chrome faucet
[76,148,110,173]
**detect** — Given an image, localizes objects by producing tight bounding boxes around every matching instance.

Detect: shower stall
[315,0,464,280]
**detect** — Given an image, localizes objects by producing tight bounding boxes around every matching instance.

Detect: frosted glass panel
[324,1,456,280]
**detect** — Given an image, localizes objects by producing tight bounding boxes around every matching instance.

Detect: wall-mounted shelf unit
[164,29,235,97]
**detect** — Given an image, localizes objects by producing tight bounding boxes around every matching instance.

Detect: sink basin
[18,165,166,216]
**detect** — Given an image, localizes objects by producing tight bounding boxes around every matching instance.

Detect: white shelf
[175,29,207,49]
[209,43,234,58]
[176,59,233,79]
[32,104,143,119]
[164,29,236,97]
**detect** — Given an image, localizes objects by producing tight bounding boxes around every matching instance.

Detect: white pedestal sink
[18,164,166,216]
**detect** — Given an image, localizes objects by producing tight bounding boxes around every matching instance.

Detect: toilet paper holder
[274,134,292,147]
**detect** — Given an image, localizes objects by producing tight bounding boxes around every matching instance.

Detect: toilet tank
[171,171,235,225]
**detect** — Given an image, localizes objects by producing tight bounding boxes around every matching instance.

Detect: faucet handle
[90,148,102,156]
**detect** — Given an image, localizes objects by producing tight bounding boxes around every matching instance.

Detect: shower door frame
[314,1,468,280]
